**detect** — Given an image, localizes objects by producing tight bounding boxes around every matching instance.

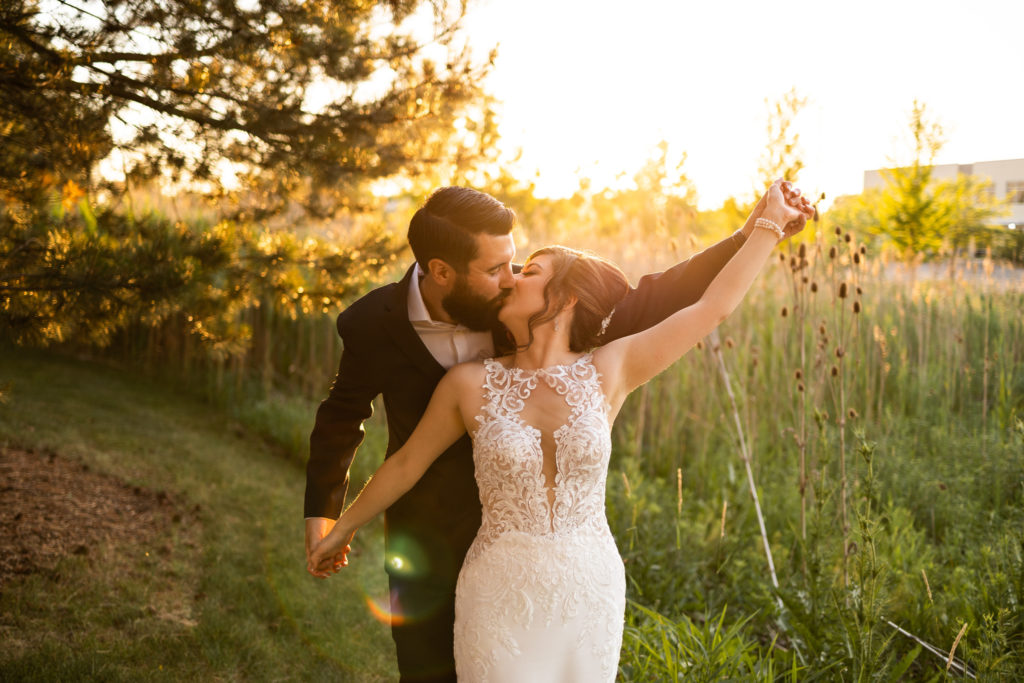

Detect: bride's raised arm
[599,180,812,403]
[307,366,470,576]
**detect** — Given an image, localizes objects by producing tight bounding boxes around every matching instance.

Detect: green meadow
[3,229,1021,680]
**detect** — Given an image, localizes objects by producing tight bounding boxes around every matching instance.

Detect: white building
[863,158,1024,230]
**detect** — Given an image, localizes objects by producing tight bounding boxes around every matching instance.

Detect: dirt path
[0,446,190,587]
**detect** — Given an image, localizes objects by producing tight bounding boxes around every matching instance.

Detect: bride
[309,180,813,681]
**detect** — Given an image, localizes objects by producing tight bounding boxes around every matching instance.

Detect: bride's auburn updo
[526,246,630,352]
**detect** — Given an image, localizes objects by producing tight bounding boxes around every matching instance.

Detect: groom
[306,185,806,682]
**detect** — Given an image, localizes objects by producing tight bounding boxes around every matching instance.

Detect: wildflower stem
[709,329,780,592]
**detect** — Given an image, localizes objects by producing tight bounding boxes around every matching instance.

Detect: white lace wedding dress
[454,354,625,682]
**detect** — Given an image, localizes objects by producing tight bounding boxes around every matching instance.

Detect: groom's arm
[603,188,806,341]
[602,229,748,342]
[305,308,379,521]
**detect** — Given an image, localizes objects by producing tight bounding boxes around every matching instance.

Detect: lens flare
[363,593,407,626]
[382,534,431,580]
[390,555,405,571]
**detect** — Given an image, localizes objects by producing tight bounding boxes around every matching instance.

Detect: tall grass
[601,224,1023,679]
[131,216,1022,678]
[9,193,1021,678]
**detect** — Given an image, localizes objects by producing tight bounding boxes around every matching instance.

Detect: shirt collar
[407,262,443,324]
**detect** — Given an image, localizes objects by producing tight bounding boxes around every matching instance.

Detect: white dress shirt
[407,263,495,369]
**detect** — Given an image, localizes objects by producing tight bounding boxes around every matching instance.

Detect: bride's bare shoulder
[444,356,499,387]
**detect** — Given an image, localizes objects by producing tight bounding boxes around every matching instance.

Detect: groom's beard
[442,275,508,332]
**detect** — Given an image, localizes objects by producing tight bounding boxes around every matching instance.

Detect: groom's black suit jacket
[305,233,746,593]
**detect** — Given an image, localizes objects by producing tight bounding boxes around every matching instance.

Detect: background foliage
[2,3,1022,680]
[1,0,495,218]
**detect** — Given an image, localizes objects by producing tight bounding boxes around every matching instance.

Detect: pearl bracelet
[754,217,785,240]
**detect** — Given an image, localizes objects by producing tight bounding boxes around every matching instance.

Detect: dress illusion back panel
[454,354,626,683]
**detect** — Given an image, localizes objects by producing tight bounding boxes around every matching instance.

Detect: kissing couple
[305,180,814,682]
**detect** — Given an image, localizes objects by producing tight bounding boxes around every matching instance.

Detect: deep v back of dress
[453,354,625,683]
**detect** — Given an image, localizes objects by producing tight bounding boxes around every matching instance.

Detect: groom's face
[441,233,516,331]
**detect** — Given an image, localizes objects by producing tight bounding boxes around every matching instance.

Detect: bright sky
[458,0,1024,209]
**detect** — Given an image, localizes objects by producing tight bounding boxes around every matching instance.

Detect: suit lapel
[384,265,447,378]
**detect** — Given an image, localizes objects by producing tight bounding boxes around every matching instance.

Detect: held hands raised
[743,179,816,240]
[765,179,815,235]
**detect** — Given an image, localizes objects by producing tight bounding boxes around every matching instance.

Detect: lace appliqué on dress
[454,354,625,682]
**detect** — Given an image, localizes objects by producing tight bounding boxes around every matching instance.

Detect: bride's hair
[522,246,630,352]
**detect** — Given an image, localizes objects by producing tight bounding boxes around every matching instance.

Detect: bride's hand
[307,525,356,579]
[769,180,815,239]
[742,180,815,239]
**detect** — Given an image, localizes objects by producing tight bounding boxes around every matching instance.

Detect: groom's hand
[307,527,356,579]
[305,517,353,578]
[742,181,815,240]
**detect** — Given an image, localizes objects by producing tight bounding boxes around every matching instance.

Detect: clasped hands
[757,179,816,239]
[306,517,355,579]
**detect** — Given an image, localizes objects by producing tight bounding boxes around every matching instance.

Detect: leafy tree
[0,0,495,219]
[598,140,698,238]
[941,173,1007,256]
[693,196,750,243]
[755,87,808,194]
[0,204,399,347]
[871,100,949,256]
[822,189,885,244]
[840,101,1006,260]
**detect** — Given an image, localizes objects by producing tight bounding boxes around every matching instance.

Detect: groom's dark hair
[408,186,516,272]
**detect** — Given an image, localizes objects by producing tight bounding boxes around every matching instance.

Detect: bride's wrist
[327,521,350,544]
[753,215,786,241]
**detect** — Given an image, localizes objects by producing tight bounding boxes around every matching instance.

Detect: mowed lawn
[0,350,398,681]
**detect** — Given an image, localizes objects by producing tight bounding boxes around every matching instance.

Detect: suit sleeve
[304,309,380,519]
[603,231,746,341]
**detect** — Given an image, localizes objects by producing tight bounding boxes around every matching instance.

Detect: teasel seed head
[839,282,848,298]
[695,340,704,350]
[844,233,852,243]
[795,369,803,380]
[819,324,827,336]
[798,243,806,259]
[810,282,818,293]
[853,252,861,265]
[848,408,859,419]
[853,301,861,314]
[802,276,809,284]
[835,226,842,236]
[836,346,845,358]
[831,365,839,377]
[829,246,838,259]
[797,382,805,393]
[860,245,867,255]
[781,306,788,317]
[725,337,735,349]
[856,286,863,295]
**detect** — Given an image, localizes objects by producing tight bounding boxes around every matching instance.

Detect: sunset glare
[460,0,1024,209]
